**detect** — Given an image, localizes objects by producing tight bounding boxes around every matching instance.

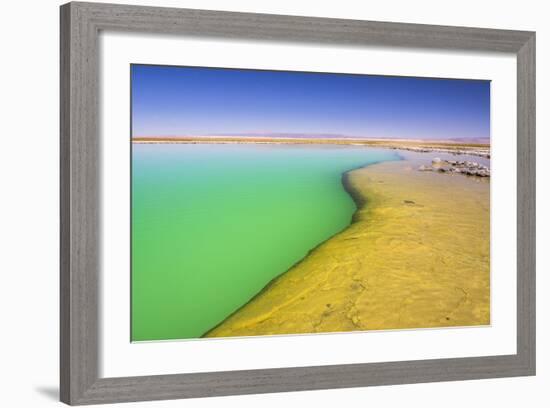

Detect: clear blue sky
[131,64,490,140]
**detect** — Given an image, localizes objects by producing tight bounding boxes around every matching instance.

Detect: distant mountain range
[134,133,490,145]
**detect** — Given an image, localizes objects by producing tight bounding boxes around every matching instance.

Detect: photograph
[2,0,542,406]
[131,64,491,342]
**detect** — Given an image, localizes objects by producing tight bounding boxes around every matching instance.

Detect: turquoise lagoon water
[131,143,399,341]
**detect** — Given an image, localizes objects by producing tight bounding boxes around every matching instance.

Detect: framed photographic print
[60,1,536,405]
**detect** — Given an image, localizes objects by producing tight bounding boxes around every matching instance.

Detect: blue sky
[131,64,490,140]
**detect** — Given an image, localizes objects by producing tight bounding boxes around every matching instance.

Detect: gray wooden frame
[60,1,536,405]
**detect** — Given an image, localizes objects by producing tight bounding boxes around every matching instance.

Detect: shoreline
[202,155,403,337]
[132,137,490,159]
[204,151,490,338]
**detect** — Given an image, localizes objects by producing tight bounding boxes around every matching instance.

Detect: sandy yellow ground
[205,155,490,337]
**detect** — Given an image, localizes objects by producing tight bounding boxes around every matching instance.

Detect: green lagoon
[131,143,399,341]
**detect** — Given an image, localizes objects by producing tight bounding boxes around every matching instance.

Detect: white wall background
[0,0,546,407]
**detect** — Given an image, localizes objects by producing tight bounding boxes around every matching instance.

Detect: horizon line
[131,135,491,146]
[131,134,490,142]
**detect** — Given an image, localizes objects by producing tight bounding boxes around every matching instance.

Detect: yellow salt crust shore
[205,157,490,338]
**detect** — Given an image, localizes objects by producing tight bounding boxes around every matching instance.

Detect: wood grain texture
[516,34,536,372]
[60,2,100,404]
[60,1,536,405]
[69,1,533,51]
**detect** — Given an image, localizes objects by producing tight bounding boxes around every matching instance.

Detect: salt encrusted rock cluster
[386,145,490,159]
[419,158,490,177]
